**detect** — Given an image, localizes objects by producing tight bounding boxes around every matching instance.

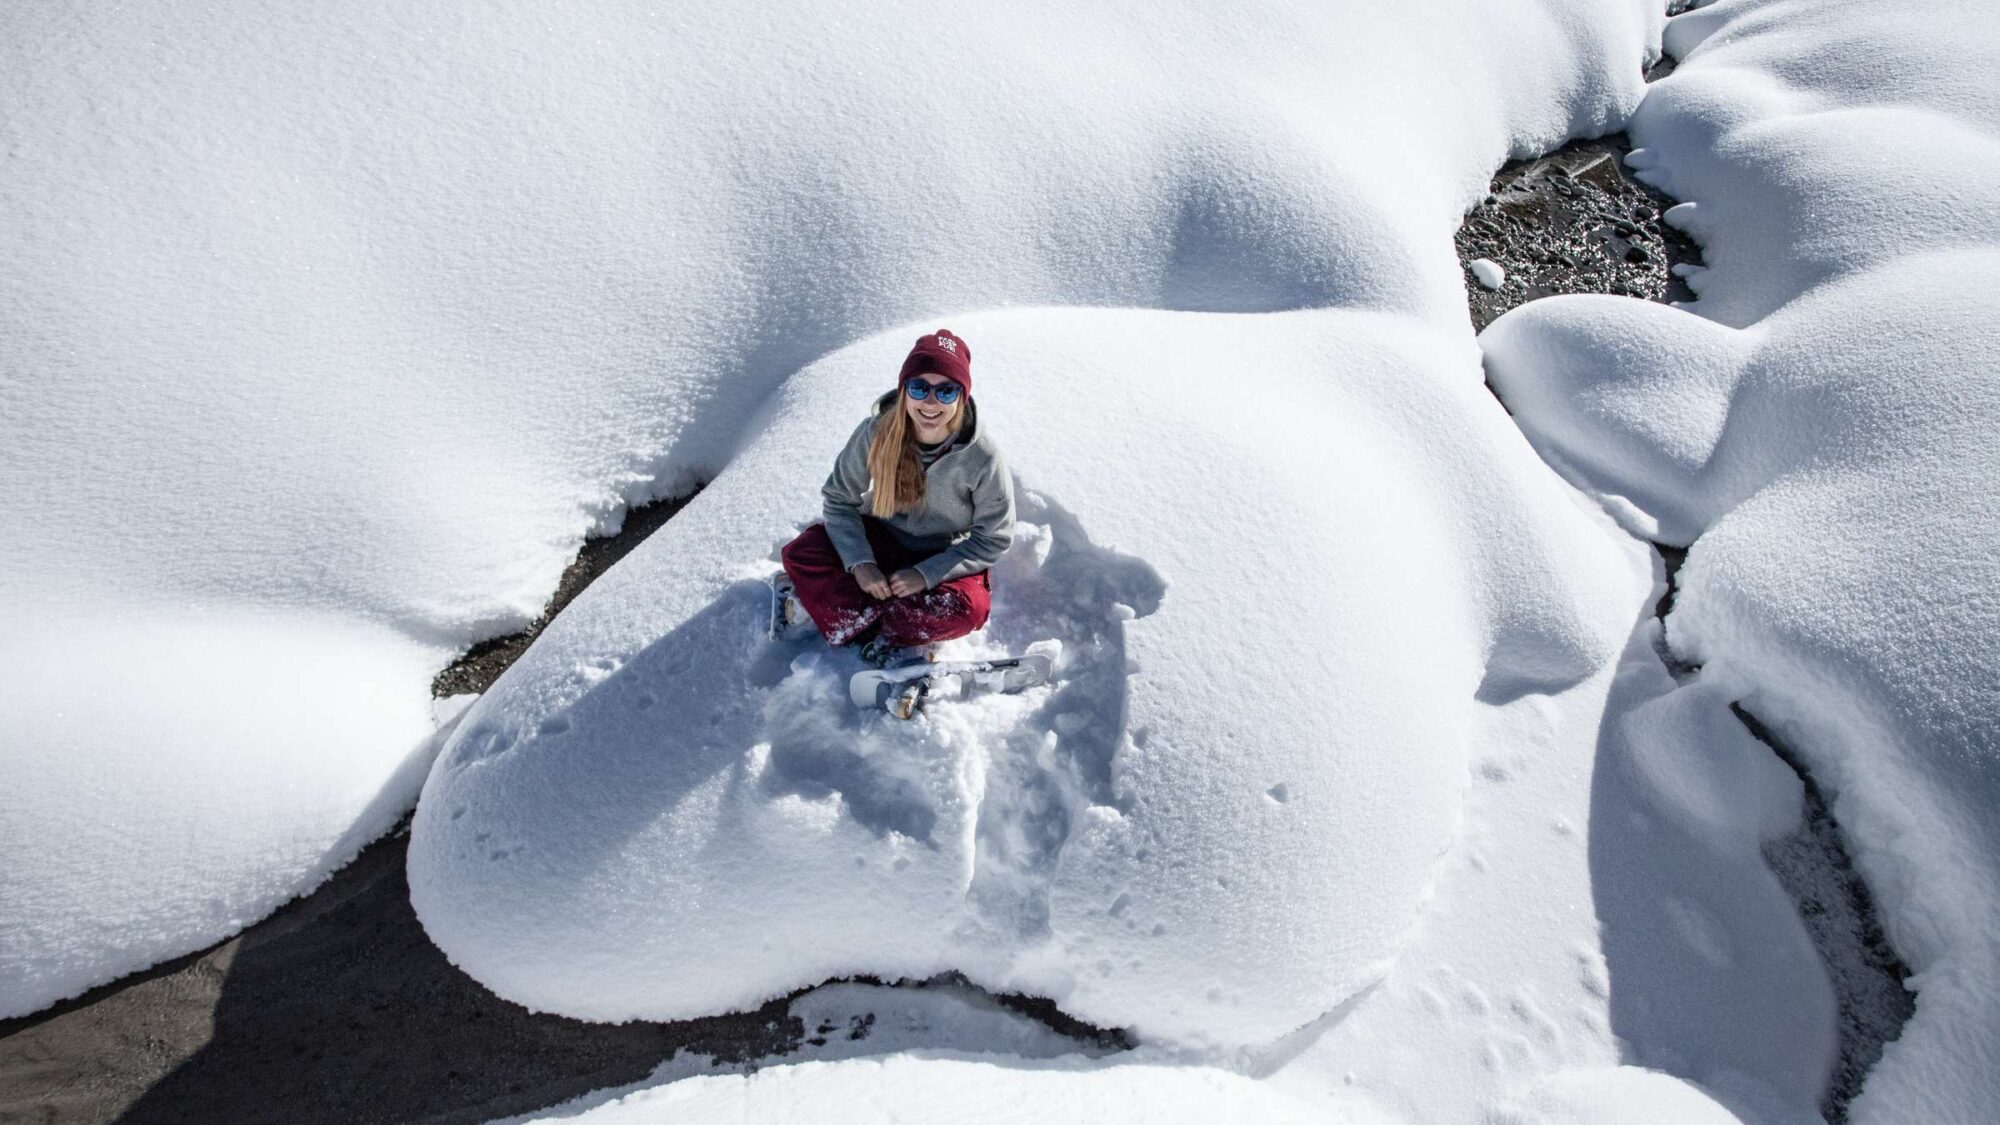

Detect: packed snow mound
[516,1054,1384,1125]
[1262,625,1833,1122]
[0,606,447,1012]
[0,0,1663,1014]
[1491,1067,1747,1125]
[409,310,1650,1048]
[1634,0,2000,328]
[489,980,1352,1124]
[1484,2,2000,1120]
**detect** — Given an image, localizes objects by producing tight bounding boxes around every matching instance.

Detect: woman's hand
[889,568,928,597]
[852,563,890,600]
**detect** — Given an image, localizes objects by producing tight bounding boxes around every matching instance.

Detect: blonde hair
[866,395,962,517]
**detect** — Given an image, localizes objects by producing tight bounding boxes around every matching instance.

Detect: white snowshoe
[849,652,1055,720]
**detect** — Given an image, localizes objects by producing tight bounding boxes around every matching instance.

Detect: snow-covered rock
[409,310,1652,1048]
[0,607,446,1013]
[0,0,1663,1016]
[1483,1,2000,1121]
[1469,259,1509,290]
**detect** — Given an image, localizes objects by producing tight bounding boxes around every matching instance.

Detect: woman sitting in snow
[777,328,1015,664]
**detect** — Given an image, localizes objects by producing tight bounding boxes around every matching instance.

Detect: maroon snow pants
[780,521,991,648]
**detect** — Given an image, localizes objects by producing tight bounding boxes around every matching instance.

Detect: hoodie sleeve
[912,449,1015,589]
[821,416,879,571]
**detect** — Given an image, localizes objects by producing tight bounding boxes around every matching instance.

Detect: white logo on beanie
[937,335,957,353]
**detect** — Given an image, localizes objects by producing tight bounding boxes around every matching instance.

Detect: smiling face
[903,374,963,444]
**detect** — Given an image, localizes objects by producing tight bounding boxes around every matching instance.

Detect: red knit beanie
[897,328,972,395]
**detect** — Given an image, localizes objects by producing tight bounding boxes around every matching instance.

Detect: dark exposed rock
[431,489,700,698]
[1743,709,1918,1124]
[1455,134,1702,332]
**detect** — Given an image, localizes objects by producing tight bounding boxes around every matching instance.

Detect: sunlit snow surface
[512,1054,1743,1125]
[420,312,1842,1123]
[518,1056,1361,1125]
[0,0,1923,1121]
[411,310,1650,1048]
[0,0,1661,1018]
[1484,1,2000,1122]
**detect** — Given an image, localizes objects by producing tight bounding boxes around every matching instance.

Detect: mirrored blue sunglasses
[904,377,962,405]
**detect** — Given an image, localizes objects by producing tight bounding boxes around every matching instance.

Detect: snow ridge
[1484,2,2000,1121]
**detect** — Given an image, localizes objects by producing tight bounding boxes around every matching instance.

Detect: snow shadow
[430,582,787,896]
[1584,615,1837,1119]
[110,827,802,1125]
[752,649,948,845]
[1156,145,1416,315]
[427,482,1165,984]
[749,483,1167,940]
[965,488,1166,938]
[1473,611,1607,706]
[481,979,1124,1125]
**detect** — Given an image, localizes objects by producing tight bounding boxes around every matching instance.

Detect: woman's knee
[950,574,992,627]
[781,523,837,571]
[882,585,987,645]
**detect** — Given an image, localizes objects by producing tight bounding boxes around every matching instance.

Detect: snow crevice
[1737,706,1916,1123]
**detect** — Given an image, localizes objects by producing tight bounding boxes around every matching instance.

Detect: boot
[859,634,939,669]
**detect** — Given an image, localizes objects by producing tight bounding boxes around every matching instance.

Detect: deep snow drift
[4,0,1898,1120]
[0,0,1664,1015]
[523,1057,1753,1125]
[418,310,1843,1121]
[523,1054,1356,1125]
[1484,1,2000,1121]
[409,310,1652,1048]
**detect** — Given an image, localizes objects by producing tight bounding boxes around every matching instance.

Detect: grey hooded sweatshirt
[822,391,1015,590]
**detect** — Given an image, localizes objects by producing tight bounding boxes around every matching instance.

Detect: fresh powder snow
[1,0,1661,1020]
[408,309,1655,1050]
[8,0,1978,1123]
[1483,1,2000,1121]
[415,305,1844,1120]
[507,1054,1369,1125]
